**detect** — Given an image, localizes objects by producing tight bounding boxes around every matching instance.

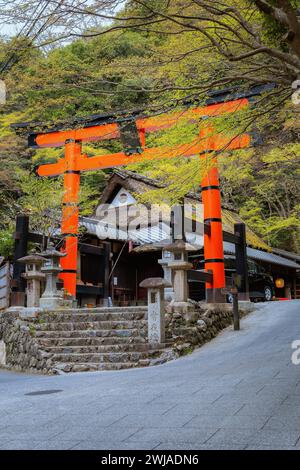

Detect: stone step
[49,349,164,363]
[41,343,165,354]
[34,328,145,339]
[20,304,173,374]
[33,320,147,331]
[35,336,147,347]
[40,311,147,322]
[47,307,147,315]
[53,362,148,373]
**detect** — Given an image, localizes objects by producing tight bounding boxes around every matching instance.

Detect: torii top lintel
[32,98,252,178]
[29,98,248,149]
[11,84,273,178]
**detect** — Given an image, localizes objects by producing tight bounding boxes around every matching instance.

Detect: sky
[1,0,125,42]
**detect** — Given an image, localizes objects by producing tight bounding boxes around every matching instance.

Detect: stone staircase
[29,307,174,373]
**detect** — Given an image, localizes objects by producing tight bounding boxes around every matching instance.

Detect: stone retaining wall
[165,302,252,356]
[0,311,52,374]
[0,303,253,373]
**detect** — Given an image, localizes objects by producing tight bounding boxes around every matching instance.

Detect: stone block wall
[0,303,253,374]
[0,311,52,374]
[165,303,251,356]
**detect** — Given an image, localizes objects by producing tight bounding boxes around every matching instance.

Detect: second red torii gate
[16,94,254,303]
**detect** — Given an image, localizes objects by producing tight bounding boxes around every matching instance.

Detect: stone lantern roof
[140,277,172,289]
[17,254,45,265]
[164,239,198,252]
[40,244,66,259]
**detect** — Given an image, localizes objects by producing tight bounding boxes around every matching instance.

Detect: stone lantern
[140,277,171,344]
[158,248,175,301]
[39,244,66,309]
[18,253,45,308]
[165,239,197,312]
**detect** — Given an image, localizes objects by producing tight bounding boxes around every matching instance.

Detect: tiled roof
[99,170,271,251]
[224,242,300,269]
[80,216,300,269]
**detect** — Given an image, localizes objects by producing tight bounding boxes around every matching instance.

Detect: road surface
[0,300,300,450]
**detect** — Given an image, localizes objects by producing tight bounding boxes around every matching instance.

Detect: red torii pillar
[60,139,81,296]
[201,166,226,302]
[200,124,226,302]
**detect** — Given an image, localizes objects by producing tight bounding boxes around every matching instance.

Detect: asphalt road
[1,300,300,450]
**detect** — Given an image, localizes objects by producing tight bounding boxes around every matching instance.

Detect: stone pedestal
[40,287,64,310]
[17,253,45,308]
[165,240,197,313]
[24,273,45,308]
[158,249,175,301]
[140,278,171,344]
[168,260,192,303]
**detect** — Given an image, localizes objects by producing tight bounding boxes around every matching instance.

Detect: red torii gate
[15,94,255,303]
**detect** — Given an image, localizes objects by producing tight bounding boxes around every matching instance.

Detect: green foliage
[147,117,199,148]
[220,143,300,251]
[0,1,299,254]
[17,173,64,238]
[0,227,14,258]
[130,153,214,205]
[16,172,101,235]
[28,324,36,336]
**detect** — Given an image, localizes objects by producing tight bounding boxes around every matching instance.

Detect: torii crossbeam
[13,85,270,303]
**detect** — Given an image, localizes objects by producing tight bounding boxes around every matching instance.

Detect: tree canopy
[0,0,299,254]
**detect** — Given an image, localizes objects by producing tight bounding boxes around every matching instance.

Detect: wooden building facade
[9,169,300,307]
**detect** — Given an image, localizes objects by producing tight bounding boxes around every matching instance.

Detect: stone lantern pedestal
[140,277,171,344]
[165,240,197,313]
[18,253,45,308]
[39,244,70,309]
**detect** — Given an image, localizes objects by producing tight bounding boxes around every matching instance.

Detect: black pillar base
[206,288,226,303]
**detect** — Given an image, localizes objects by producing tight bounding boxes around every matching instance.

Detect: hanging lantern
[275,278,285,289]
[118,120,143,155]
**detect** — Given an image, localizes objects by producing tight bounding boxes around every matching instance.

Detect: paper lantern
[275,278,285,289]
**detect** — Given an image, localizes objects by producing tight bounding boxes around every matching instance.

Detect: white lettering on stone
[148,288,165,344]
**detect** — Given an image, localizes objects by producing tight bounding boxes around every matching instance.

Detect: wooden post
[234,223,250,301]
[232,291,240,330]
[11,215,29,306]
[103,242,110,306]
[221,285,240,331]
